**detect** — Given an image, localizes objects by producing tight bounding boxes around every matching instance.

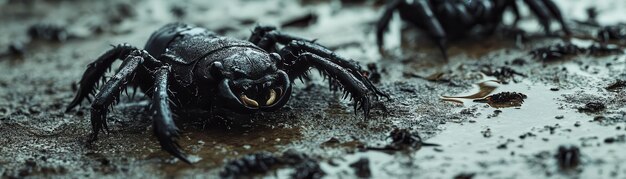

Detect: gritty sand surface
[1,0,626,178]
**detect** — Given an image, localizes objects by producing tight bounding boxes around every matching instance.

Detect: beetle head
[210,52,292,113]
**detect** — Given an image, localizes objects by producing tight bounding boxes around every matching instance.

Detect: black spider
[376,0,571,59]
[65,23,387,163]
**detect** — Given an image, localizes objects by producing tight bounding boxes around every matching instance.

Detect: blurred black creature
[377,0,571,59]
[66,23,387,163]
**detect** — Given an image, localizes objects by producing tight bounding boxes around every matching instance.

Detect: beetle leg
[539,0,571,35]
[248,25,276,45]
[279,42,388,119]
[282,52,374,119]
[408,0,448,60]
[249,26,313,52]
[522,0,570,35]
[251,29,387,99]
[89,53,144,142]
[151,66,190,164]
[509,1,522,27]
[376,0,404,52]
[248,27,387,100]
[66,44,138,112]
[281,41,388,99]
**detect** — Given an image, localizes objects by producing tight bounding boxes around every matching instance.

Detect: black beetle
[66,23,387,163]
[377,0,571,59]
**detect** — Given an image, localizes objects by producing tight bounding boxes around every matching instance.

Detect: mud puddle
[320,77,626,178]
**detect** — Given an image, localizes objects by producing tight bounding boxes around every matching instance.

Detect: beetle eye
[233,69,247,78]
[209,62,224,78]
[269,53,281,62]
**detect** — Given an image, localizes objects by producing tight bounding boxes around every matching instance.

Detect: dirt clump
[556,145,581,171]
[578,102,606,113]
[349,157,371,178]
[474,92,527,108]
[219,150,324,179]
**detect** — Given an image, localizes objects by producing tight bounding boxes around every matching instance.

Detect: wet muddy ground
[1,0,626,178]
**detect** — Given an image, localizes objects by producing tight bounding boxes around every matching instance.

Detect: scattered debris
[170,5,186,18]
[284,150,325,179]
[281,13,318,28]
[473,92,527,108]
[480,66,526,84]
[519,132,536,139]
[587,44,624,55]
[454,173,476,179]
[496,139,515,149]
[543,124,561,135]
[577,102,606,113]
[501,27,529,48]
[530,43,585,61]
[586,7,598,22]
[460,107,478,116]
[220,150,324,178]
[338,0,369,6]
[556,145,581,171]
[219,152,278,177]
[349,157,371,178]
[8,42,26,56]
[603,135,625,144]
[107,3,136,24]
[442,82,497,101]
[365,63,382,84]
[606,80,626,92]
[28,24,69,42]
[367,128,438,151]
[574,7,600,27]
[4,158,68,177]
[594,116,606,122]
[530,43,623,61]
[322,137,341,146]
[510,58,527,66]
[598,23,626,42]
[1,42,26,58]
[481,128,492,138]
[405,71,458,86]
[487,110,502,118]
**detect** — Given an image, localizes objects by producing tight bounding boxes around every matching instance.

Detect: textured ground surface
[1,0,625,178]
